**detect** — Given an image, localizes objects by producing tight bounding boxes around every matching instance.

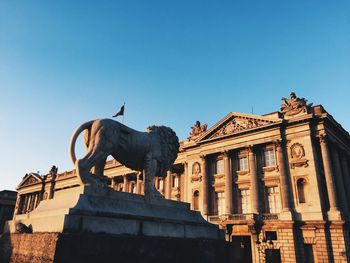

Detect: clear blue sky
[1,1,349,190]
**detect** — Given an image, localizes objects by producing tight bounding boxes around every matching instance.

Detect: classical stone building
[13,93,350,262]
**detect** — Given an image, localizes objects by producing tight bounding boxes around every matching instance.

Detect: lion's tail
[69,120,95,165]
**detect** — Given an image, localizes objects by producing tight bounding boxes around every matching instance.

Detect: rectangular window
[240,189,251,213]
[265,231,278,241]
[264,149,276,167]
[215,192,225,215]
[159,179,164,191]
[172,175,179,188]
[215,159,224,174]
[239,156,248,171]
[266,186,281,213]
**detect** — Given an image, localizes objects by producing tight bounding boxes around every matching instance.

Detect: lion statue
[70,119,179,199]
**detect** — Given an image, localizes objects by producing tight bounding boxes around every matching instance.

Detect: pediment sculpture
[21,174,41,186]
[211,117,269,139]
[188,121,207,140]
[281,92,313,116]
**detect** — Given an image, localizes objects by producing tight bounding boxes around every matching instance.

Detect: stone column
[35,192,41,207]
[166,170,172,199]
[27,194,33,212]
[332,147,349,213]
[141,177,145,195]
[111,177,116,190]
[16,195,24,215]
[224,151,233,214]
[136,173,141,194]
[340,154,350,207]
[275,140,292,212]
[319,135,341,218]
[25,194,32,213]
[201,155,209,216]
[248,146,259,214]
[21,195,27,214]
[32,194,38,210]
[183,162,188,202]
[28,195,34,213]
[123,175,129,193]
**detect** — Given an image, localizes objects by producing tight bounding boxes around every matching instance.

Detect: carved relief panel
[23,176,39,186]
[211,117,269,139]
[191,162,202,183]
[289,143,309,169]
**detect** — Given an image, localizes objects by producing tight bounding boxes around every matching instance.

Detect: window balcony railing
[208,213,279,223]
[208,213,256,222]
[208,215,221,223]
[227,214,251,220]
[261,213,279,220]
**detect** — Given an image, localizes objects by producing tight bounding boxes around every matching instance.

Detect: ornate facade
[13,93,350,262]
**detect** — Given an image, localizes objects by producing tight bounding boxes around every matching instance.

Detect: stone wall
[0,233,231,263]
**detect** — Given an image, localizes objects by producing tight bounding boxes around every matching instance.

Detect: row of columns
[111,174,144,194]
[17,192,41,214]
[112,171,182,199]
[108,134,350,220]
[199,141,294,216]
[199,134,350,219]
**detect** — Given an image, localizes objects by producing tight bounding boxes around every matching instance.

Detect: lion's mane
[146,125,179,178]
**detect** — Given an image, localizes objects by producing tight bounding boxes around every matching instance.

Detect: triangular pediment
[17,173,43,188]
[198,112,281,141]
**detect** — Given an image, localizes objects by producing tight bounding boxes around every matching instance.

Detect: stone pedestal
[2,185,227,262]
[5,185,223,240]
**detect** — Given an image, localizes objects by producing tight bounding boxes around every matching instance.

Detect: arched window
[297,179,306,204]
[193,191,199,210]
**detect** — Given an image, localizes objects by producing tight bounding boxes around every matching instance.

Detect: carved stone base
[5,185,223,240]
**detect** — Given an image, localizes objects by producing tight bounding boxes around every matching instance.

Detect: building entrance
[231,235,252,263]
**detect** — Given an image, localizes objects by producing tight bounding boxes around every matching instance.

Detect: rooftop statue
[281,92,313,116]
[70,119,179,199]
[188,121,207,140]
